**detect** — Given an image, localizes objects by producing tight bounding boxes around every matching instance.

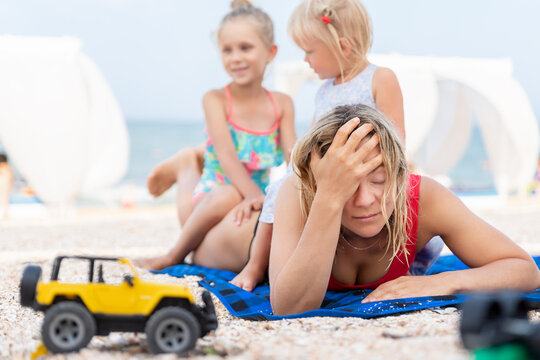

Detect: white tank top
[314,63,377,121]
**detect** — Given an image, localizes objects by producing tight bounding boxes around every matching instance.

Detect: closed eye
[370,167,386,184]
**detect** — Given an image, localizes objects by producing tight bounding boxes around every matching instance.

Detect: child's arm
[230,221,273,291]
[273,92,296,163]
[372,67,406,143]
[203,90,264,201]
[362,177,540,303]
[230,93,296,290]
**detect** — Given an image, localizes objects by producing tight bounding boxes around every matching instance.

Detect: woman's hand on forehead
[309,118,383,206]
[359,134,382,164]
[338,117,382,166]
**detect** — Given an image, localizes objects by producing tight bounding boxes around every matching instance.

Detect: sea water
[0,120,496,205]
[123,120,495,194]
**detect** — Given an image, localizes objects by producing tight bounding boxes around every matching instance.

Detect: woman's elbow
[270,290,321,316]
[528,264,540,291]
[514,257,540,292]
[270,302,292,316]
[271,300,318,316]
[270,290,294,316]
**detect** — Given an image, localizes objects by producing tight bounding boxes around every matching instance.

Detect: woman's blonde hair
[218,0,275,48]
[288,0,372,81]
[292,104,410,265]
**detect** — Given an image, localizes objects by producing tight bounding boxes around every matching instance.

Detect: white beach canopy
[0,35,129,205]
[275,54,539,199]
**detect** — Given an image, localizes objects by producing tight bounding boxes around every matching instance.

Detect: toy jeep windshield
[20,255,217,355]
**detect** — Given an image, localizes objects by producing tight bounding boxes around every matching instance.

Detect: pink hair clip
[321,16,331,24]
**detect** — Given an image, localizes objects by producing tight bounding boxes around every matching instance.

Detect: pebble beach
[1,202,539,359]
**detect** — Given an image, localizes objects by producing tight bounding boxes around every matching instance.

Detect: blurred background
[0,0,539,211]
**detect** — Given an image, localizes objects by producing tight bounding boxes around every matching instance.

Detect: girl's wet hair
[0,153,7,163]
[288,0,372,80]
[218,0,275,47]
[292,104,410,268]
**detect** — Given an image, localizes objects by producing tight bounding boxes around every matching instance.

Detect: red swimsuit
[327,174,421,290]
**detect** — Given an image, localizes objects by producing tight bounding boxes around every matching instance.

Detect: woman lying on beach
[267,103,540,315]
[146,103,539,316]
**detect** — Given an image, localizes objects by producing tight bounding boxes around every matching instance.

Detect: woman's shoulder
[417,175,450,196]
[274,174,302,221]
[416,175,463,218]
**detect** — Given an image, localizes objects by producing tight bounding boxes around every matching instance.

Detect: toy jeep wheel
[145,307,200,354]
[42,302,96,353]
[20,265,42,307]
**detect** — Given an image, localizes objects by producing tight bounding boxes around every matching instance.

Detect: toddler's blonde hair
[288,0,372,80]
[218,0,275,48]
[292,104,410,267]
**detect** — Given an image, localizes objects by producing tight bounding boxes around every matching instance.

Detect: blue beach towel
[155,255,540,320]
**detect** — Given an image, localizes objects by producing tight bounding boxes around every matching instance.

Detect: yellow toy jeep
[20,255,217,355]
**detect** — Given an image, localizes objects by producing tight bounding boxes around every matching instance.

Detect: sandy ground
[1,202,539,360]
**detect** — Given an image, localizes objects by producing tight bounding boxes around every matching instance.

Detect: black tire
[20,265,42,307]
[145,307,200,355]
[494,291,528,319]
[459,291,528,350]
[459,295,501,349]
[41,302,96,353]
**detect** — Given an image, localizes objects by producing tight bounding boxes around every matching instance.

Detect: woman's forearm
[271,194,343,315]
[449,257,540,294]
[363,257,540,304]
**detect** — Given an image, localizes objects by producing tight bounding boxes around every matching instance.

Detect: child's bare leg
[175,160,202,227]
[136,185,242,270]
[230,221,273,291]
[192,209,260,273]
[147,144,205,198]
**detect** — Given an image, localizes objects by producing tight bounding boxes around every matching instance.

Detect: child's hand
[232,194,265,226]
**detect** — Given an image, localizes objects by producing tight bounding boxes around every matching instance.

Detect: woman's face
[341,149,395,239]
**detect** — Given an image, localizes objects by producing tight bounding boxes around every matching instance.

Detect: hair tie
[321,16,331,24]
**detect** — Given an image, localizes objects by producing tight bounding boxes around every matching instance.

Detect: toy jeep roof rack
[50,255,121,283]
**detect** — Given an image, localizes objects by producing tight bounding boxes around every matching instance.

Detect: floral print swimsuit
[193,85,283,200]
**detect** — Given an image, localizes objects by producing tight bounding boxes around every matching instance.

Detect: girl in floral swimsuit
[137,1,296,271]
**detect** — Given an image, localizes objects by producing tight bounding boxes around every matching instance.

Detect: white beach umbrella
[0,35,129,205]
